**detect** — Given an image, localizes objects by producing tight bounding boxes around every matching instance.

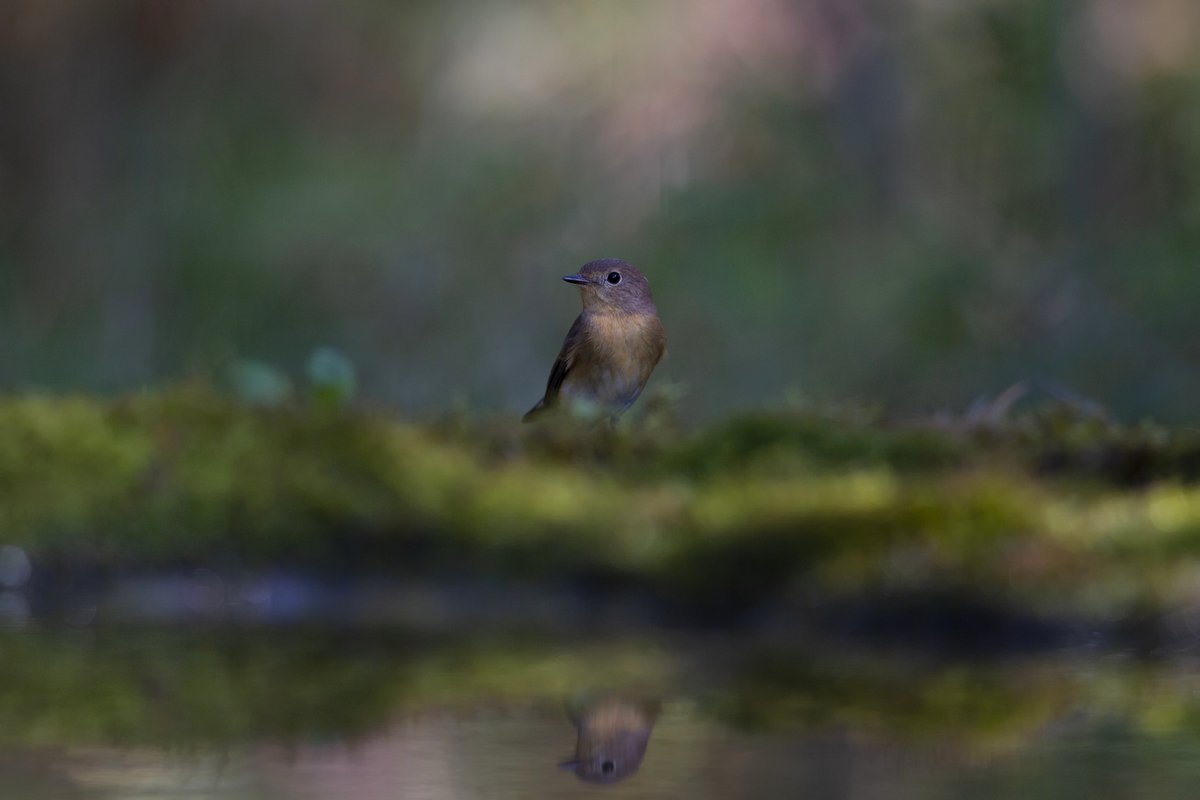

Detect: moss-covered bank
[4,388,1200,626]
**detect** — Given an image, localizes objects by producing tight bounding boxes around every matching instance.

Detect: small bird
[524,258,666,422]
[559,692,661,784]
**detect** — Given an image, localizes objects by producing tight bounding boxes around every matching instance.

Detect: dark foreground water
[3,618,1200,800]
[9,714,1200,799]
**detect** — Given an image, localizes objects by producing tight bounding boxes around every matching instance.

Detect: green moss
[4,388,1200,623]
[671,411,969,478]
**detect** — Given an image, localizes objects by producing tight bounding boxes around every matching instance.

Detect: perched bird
[524,258,666,422]
[559,692,661,785]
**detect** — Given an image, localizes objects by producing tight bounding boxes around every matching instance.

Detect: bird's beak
[562,274,591,285]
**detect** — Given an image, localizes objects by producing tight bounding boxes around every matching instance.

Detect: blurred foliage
[4,387,1200,627]
[2,0,1200,419]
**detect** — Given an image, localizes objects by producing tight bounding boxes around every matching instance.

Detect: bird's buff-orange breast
[560,310,665,410]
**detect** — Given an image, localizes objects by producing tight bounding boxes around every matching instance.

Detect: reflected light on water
[9,707,1200,800]
[0,624,1199,797]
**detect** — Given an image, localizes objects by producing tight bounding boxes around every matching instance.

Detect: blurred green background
[3,0,1199,420]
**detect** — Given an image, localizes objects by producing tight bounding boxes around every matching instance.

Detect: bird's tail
[522,399,546,423]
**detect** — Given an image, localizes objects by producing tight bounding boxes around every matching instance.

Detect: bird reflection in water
[559,692,661,785]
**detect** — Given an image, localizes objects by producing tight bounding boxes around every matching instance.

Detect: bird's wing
[523,314,585,421]
[545,314,586,399]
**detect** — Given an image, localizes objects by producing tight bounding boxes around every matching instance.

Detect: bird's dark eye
[606,271,621,284]
[601,761,615,774]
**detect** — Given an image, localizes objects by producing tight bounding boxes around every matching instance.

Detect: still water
[2,621,1200,799]
[13,714,1200,799]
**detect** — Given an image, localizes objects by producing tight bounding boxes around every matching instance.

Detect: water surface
[3,623,1200,798]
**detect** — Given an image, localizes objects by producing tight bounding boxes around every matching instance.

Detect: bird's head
[562,259,656,314]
